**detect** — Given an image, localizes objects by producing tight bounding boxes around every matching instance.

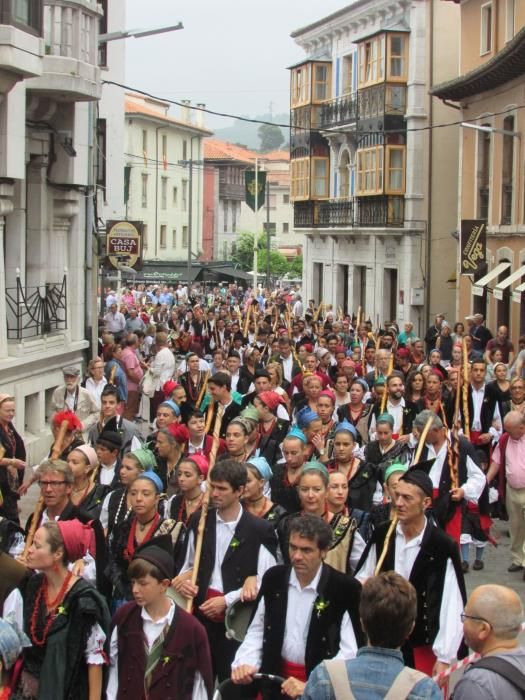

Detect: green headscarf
[129,447,157,472]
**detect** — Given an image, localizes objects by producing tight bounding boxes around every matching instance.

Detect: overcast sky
[125,0,346,129]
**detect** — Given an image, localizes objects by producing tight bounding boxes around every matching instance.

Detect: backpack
[323,658,429,700]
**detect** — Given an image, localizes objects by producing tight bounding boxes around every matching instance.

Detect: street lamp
[99,23,183,43]
[460,122,521,139]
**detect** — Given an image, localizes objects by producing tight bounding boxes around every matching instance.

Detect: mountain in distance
[213,112,290,150]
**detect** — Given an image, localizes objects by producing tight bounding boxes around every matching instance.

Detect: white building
[290,0,460,332]
[124,93,212,263]
[0,0,104,461]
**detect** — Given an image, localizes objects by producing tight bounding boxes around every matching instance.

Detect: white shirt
[281,354,294,382]
[85,377,107,409]
[106,601,207,700]
[425,438,486,503]
[356,519,464,664]
[99,462,117,486]
[232,565,358,669]
[187,436,206,454]
[180,505,276,606]
[149,346,176,391]
[470,384,502,439]
[369,398,405,439]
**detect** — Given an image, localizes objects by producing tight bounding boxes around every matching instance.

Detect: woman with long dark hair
[0,394,26,523]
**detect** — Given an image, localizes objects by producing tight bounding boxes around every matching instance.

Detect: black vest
[187,507,277,606]
[259,564,364,677]
[358,520,466,665]
[461,385,498,434]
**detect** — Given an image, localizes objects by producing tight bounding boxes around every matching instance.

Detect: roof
[203,138,257,164]
[431,25,525,101]
[263,150,290,161]
[125,93,213,135]
[290,0,370,38]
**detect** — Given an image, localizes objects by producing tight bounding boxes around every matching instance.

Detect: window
[172,228,177,248]
[98,0,107,65]
[263,223,276,234]
[142,130,147,156]
[160,225,167,248]
[162,134,167,163]
[291,158,310,201]
[223,200,228,232]
[356,147,384,195]
[501,116,514,224]
[291,65,311,107]
[96,118,106,189]
[312,158,329,198]
[387,34,408,81]
[142,224,148,250]
[141,174,148,208]
[385,146,405,194]
[161,177,167,210]
[313,64,331,102]
[342,54,353,95]
[269,194,277,209]
[283,222,289,233]
[506,0,515,41]
[283,194,289,204]
[481,3,493,54]
[359,35,385,88]
[182,180,188,211]
[232,202,237,233]
[182,225,188,248]
[478,126,491,219]
[182,140,188,161]
[172,186,178,205]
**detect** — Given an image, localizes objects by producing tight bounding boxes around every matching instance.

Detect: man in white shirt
[356,469,466,682]
[174,460,278,683]
[232,514,363,699]
[104,303,126,338]
[146,331,176,420]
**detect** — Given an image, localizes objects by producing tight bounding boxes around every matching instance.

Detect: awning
[493,265,525,300]
[472,262,511,297]
[512,280,525,303]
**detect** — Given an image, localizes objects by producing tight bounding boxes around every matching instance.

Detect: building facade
[204,139,301,262]
[124,94,212,264]
[290,0,460,333]
[0,0,103,461]
[432,0,525,341]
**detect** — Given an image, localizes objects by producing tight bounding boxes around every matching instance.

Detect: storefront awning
[493,265,525,300]
[512,279,525,303]
[472,262,511,297]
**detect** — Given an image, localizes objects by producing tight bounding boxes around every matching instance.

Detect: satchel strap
[384,666,429,700]
[323,659,355,700]
[472,656,525,692]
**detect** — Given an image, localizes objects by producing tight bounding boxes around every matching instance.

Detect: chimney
[196,103,205,129]
[180,99,191,123]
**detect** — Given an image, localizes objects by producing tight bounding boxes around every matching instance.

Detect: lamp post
[179,134,203,284]
[154,124,167,258]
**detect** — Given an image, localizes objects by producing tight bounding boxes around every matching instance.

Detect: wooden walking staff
[22,418,70,559]
[374,414,434,576]
[243,303,252,338]
[196,370,210,409]
[462,337,471,440]
[379,352,395,414]
[185,403,224,612]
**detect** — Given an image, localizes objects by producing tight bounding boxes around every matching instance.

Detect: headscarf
[129,447,157,472]
[296,406,319,429]
[162,380,178,399]
[319,389,336,404]
[334,420,357,439]
[53,410,83,432]
[376,413,394,428]
[167,423,190,444]
[301,461,330,479]
[0,394,14,407]
[182,454,209,478]
[136,470,163,493]
[57,519,96,562]
[246,456,273,481]
[73,444,98,469]
[240,404,260,423]
[257,391,283,411]
[160,400,180,417]
[287,426,307,443]
[384,461,408,483]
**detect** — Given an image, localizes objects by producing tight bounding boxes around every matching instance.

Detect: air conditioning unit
[410,288,424,306]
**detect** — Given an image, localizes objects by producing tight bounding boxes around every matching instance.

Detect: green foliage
[258,123,285,152]
[231,232,301,278]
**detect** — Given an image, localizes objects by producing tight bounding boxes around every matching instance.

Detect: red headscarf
[168,423,190,444]
[319,389,336,404]
[57,519,96,562]
[184,454,209,478]
[257,391,284,411]
[162,380,179,399]
[52,411,83,432]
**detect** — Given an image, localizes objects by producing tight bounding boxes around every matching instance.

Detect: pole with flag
[253,157,258,294]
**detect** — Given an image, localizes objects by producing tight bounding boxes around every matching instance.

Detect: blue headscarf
[160,400,180,417]
[136,470,163,493]
[334,420,358,439]
[286,426,307,443]
[247,456,273,481]
[296,406,319,430]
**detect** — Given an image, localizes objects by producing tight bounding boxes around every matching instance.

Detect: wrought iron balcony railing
[294,196,404,228]
[6,273,67,339]
[318,93,358,129]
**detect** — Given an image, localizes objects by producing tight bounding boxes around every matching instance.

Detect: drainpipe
[425,0,434,328]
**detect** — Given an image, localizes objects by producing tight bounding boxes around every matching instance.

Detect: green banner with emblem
[245,170,266,211]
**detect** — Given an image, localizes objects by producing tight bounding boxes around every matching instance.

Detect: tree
[230,232,260,271]
[258,249,289,276]
[258,123,284,152]
[231,232,293,277]
[288,255,303,277]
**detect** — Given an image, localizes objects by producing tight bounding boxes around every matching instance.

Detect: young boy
[107,535,213,700]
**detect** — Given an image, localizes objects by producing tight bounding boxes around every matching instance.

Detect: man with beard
[51,366,99,433]
[369,373,416,442]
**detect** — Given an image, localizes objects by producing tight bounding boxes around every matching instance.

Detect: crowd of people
[0,280,523,699]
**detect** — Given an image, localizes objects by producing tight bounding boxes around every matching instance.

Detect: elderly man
[452,584,525,699]
[485,325,514,365]
[124,306,146,335]
[51,366,99,432]
[104,302,126,339]
[487,411,525,577]
[398,321,417,346]
[120,334,143,421]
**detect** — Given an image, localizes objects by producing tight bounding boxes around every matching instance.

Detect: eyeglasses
[38,480,67,489]
[460,611,491,626]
